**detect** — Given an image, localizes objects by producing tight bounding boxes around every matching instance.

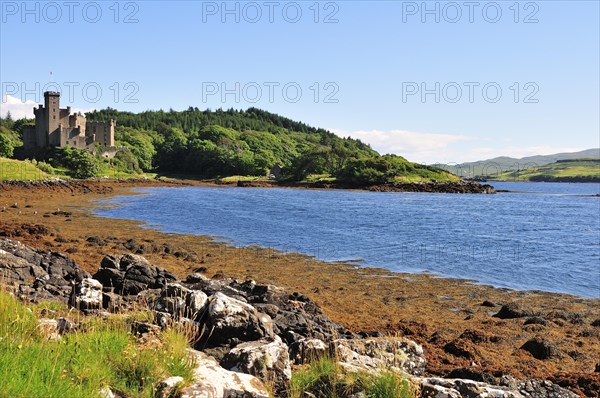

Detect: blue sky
[1,0,598,163]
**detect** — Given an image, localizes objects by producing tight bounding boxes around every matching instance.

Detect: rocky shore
[0,179,598,397]
[0,238,587,397]
[0,176,495,195]
[236,179,496,194]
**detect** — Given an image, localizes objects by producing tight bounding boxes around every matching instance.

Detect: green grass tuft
[0,291,194,398]
[364,371,413,398]
[290,355,415,398]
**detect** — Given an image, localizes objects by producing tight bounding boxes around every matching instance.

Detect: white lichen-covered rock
[99,386,117,398]
[410,377,579,398]
[333,338,426,376]
[416,377,524,398]
[156,284,208,320]
[289,337,328,364]
[180,349,269,398]
[221,336,291,392]
[206,292,274,346]
[186,290,209,319]
[154,376,184,398]
[70,278,103,310]
[38,318,60,340]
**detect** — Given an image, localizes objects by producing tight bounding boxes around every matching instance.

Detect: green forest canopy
[1,107,457,184]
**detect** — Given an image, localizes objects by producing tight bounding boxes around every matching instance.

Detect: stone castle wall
[24,91,115,151]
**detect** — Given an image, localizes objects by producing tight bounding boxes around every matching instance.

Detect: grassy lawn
[0,158,49,182]
[97,163,157,180]
[0,291,194,398]
[0,158,158,182]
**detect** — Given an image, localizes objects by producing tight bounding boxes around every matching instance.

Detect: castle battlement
[22,91,115,150]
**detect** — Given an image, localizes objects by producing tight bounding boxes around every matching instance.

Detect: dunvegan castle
[23,91,115,150]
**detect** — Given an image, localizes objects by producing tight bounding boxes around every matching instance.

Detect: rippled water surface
[95,182,600,298]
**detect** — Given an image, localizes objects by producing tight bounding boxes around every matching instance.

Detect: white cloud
[330,128,472,163]
[331,128,590,164]
[0,95,95,120]
[0,95,37,119]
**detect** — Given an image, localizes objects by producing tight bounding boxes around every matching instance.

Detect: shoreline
[1,179,599,395]
[93,183,598,299]
[90,203,600,301]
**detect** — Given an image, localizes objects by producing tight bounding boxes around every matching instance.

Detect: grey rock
[205,292,274,347]
[181,350,269,398]
[221,336,291,393]
[524,317,548,326]
[93,254,177,295]
[154,376,184,398]
[333,338,427,377]
[289,337,328,364]
[494,302,534,319]
[0,238,90,303]
[520,338,561,360]
[70,278,103,310]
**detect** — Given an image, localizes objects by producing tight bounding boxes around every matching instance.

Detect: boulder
[154,376,184,398]
[289,337,328,364]
[444,340,477,360]
[70,278,103,310]
[524,317,547,326]
[205,292,274,347]
[187,278,349,346]
[415,376,581,398]
[93,254,177,295]
[155,283,208,321]
[221,336,291,393]
[333,338,426,377]
[0,238,90,303]
[520,338,561,360]
[515,379,579,398]
[187,290,209,318]
[37,318,60,340]
[493,303,534,319]
[480,300,498,307]
[415,377,523,398]
[181,350,269,398]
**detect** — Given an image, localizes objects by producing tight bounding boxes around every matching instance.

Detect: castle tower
[26,90,115,150]
[44,91,61,146]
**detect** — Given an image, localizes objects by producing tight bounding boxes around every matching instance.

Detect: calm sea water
[95,182,600,298]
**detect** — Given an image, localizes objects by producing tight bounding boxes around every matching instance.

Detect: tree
[116,127,156,171]
[323,145,352,177]
[60,147,101,179]
[0,133,14,157]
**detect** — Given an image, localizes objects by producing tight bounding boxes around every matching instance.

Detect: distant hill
[496,159,600,182]
[436,149,600,178]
